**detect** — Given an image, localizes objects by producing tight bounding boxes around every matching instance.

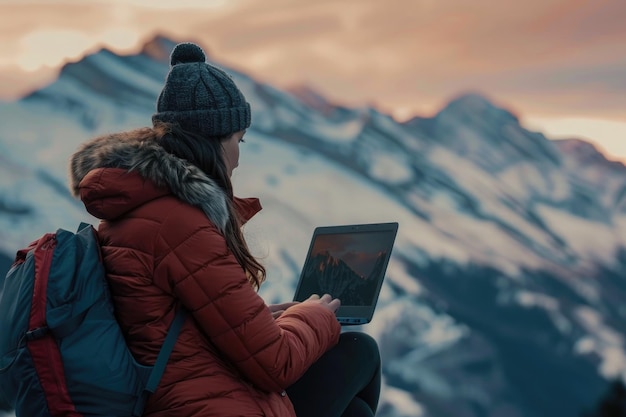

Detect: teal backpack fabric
[0,223,184,417]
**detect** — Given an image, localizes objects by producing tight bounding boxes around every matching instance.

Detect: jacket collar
[69,128,260,231]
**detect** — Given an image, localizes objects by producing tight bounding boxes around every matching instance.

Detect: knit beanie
[152,42,251,137]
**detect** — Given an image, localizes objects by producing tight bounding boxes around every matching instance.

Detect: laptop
[293,222,398,325]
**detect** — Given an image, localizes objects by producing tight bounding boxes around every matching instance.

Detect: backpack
[0,223,184,417]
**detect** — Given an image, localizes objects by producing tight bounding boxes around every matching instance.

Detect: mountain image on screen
[298,250,387,306]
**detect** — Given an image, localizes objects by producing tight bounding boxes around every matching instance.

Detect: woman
[69,42,381,417]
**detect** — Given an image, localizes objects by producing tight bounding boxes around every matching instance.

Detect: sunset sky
[1,0,625,159]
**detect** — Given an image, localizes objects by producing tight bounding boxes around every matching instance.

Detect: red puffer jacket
[69,130,341,417]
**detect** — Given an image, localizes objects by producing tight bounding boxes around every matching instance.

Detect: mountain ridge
[1,34,626,417]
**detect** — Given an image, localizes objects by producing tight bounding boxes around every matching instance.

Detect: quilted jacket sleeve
[153,216,341,392]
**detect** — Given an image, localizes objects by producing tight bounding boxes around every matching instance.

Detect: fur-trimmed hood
[69,128,231,231]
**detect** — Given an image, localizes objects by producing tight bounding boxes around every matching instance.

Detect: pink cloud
[0,0,625,121]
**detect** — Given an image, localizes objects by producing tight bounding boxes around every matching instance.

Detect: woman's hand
[269,301,300,319]
[269,294,340,318]
[303,293,341,314]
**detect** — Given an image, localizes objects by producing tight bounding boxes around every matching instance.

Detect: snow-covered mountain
[2,35,626,417]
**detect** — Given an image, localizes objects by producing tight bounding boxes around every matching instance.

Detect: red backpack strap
[26,233,81,417]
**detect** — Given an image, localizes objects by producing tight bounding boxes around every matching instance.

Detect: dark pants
[286,332,381,417]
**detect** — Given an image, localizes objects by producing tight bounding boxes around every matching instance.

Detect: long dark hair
[153,122,266,289]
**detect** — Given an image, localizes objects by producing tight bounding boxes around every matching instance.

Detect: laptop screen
[293,222,398,324]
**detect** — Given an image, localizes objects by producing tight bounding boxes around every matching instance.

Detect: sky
[1,0,626,160]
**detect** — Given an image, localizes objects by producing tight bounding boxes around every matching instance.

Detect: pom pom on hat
[152,42,251,137]
[170,42,206,66]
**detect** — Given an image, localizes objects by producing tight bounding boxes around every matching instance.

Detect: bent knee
[339,332,380,361]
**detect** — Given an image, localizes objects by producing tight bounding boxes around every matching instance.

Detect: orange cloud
[0,0,625,123]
